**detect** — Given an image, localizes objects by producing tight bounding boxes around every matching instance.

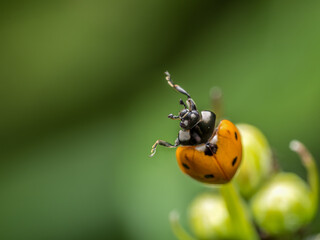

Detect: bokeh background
[0,1,320,239]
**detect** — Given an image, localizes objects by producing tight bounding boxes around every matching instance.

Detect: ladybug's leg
[165,71,191,98]
[181,97,198,111]
[150,139,180,157]
[165,71,198,111]
[186,98,197,111]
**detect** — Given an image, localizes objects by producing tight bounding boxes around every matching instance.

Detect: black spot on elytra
[204,148,213,156]
[182,163,190,169]
[212,144,218,154]
[232,156,238,166]
[235,132,238,140]
[205,143,218,156]
[204,174,214,178]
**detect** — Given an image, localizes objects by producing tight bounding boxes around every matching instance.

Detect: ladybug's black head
[178,108,200,130]
[168,98,201,130]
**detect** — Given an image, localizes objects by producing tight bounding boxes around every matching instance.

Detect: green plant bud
[250,173,313,235]
[188,192,236,240]
[234,124,273,199]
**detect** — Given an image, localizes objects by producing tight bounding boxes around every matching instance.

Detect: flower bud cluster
[186,124,318,239]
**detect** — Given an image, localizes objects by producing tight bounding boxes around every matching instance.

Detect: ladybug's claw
[149,141,159,157]
[149,139,178,157]
[150,149,156,157]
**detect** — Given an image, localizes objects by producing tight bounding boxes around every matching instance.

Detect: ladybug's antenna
[179,99,187,109]
[165,71,191,98]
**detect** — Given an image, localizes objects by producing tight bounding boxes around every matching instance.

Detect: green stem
[169,210,197,240]
[220,183,259,240]
[290,140,319,218]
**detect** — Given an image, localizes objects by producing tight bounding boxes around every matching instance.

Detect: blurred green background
[0,1,320,239]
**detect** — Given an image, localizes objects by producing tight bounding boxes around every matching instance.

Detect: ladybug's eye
[179,109,188,118]
[179,110,200,130]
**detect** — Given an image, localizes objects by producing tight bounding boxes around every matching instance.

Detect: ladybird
[150,71,242,184]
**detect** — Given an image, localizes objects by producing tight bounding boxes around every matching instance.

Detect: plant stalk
[220,182,259,240]
[290,140,319,218]
[169,210,196,240]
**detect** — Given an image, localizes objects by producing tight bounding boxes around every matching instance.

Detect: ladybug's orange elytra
[176,120,242,184]
[150,72,242,184]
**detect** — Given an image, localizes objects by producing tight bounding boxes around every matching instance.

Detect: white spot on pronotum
[195,144,206,152]
[191,113,196,119]
[183,120,188,126]
[201,111,211,123]
[179,130,191,141]
[210,135,218,144]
